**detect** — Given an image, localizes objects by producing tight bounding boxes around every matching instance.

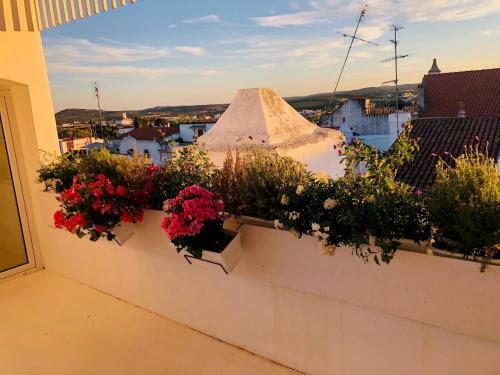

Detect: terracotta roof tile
[419,68,500,118]
[119,126,179,141]
[397,117,500,190]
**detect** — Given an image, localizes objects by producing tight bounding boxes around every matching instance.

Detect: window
[126,149,134,156]
[143,149,151,158]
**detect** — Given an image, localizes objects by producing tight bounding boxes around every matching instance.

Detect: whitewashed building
[114,127,180,165]
[59,137,100,154]
[199,88,345,177]
[179,122,216,144]
[320,98,412,151]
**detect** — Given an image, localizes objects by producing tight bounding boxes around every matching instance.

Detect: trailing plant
[429,146,500,271]
[161,185,227,258]
[275,125,430,264]
[54,174,145,242]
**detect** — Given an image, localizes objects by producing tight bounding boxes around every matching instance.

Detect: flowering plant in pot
[161,185,241,272]
[54,174,145,244]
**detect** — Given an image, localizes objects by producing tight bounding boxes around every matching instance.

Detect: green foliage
[133,116,148,128]
[148,144,215,209]
[38,151,81,193]
[235,149,309,220]
[430,146,500,271]
[212,149,245,215]
[275,124,430,264]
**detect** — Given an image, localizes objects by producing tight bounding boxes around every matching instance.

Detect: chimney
[428,58,442,75]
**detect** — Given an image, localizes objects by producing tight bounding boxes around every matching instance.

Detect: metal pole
[394,26,399,135]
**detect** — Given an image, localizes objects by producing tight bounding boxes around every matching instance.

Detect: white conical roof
[199,88,342,150]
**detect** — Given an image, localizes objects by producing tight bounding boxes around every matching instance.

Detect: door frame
[0,95,37,278]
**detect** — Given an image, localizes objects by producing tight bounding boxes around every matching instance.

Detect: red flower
[116,185,127,197]
[106,184,115,195]
[54,211,65,229]
[94,225,106,234]
[121,212,133,223]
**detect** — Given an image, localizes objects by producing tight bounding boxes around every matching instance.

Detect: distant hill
[55,84,418,124]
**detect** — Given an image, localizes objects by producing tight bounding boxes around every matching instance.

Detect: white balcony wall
[37,192,500,375]
[1,10,62,272]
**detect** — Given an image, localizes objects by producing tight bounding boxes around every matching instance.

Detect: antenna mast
[93,82,104,140]
[382,25,408,134]
[326,4,377,112]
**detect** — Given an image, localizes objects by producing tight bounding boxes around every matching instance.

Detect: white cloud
[252,0,500,27]
[44,37,171,63]
[401,0,500,21]
[479,29,500,37]
[48,63,217,80]
[175,46,206,56]
[252,11,319,27]
[201,70,218,76]
[219,35,374,69]
[183,14,221,24]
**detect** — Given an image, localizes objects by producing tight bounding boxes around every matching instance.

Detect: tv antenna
[326,4,379,113]
[381,25,409,134]
[93,82,104,141]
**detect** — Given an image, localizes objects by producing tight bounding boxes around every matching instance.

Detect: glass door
[0,96,33,276]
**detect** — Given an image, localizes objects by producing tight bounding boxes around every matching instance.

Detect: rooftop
[419,67,500,118]
[199,88,341,150]
[397,117,500,189]
[118,126,180,141]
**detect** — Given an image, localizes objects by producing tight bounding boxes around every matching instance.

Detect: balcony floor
[0,270,299,375]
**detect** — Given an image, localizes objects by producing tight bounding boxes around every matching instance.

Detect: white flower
[313,171,330,184]
[320,240,336,256]
[289,211,300,221]
[324,226,330,232]
[323,198,337,210]
[311,223,321,231]
[274,220,284,229]
[296,185,305,195]
[280,195,289,205]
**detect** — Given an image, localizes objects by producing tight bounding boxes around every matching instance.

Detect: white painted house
[115,127,180,165]
[179,122,216,143]
[320,98,412,151]
[59,137,100,154]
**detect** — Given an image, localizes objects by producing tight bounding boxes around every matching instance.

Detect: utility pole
[93,82,104,141]
[382,25,409,135]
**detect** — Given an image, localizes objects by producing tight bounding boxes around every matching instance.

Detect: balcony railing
[0,0,138,32]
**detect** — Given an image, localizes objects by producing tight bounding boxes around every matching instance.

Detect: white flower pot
[111,222,135,246]
[181,230,242,274]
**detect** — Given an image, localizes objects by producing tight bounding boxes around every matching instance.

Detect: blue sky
[42,0,500,111]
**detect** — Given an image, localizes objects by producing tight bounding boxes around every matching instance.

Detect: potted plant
[53,174,145,245]
[429,146,500,271]
[161,185,242,274]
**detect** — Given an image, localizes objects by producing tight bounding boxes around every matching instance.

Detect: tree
[133,116,147,128]
[154,118,165,127]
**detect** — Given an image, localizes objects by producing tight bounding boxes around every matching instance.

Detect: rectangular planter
[181,229,242,274]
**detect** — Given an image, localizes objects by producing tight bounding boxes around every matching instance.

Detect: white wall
[180,124,215,143]
[37,193,500,375]
[119,137,161,164]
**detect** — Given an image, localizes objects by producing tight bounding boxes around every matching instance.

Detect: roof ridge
[424,67,500,77]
